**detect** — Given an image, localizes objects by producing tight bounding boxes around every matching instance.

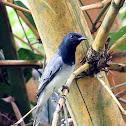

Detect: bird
[33,32,87,126]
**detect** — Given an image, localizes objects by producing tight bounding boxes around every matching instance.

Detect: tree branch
[115,89,126,99]
[0,60,44,68]
[1,0,31,14]
[111,82,126,90]
[81,0,111,11]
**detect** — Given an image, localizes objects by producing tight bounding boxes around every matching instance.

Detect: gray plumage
[33,32,87,126]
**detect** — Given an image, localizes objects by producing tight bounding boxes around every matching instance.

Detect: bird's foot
[61,85,70,93]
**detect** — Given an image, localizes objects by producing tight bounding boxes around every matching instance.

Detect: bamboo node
[81,39,111,75]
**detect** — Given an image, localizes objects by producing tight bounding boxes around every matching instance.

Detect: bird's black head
[62,32,87,49]
[58,32,87,65]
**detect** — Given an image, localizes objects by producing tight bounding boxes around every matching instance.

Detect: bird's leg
[55,85,70,101]
[53,90,66,103]
[52,86,69,105]
[96,73,126,115]
[53,89,59,96]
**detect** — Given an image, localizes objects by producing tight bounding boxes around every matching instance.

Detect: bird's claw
[61,85,70,93]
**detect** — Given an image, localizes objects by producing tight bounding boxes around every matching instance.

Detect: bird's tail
[33,91,48,126]
[33,92,44,126]
[33,108,42,126]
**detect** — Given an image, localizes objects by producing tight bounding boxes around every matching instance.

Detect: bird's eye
[70,35,75,38]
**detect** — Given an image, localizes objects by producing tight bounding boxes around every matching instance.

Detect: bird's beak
[78,37,87,41]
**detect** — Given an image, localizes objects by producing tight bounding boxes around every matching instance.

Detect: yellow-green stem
[92,0,125,51]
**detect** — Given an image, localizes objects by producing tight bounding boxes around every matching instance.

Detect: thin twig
[81,0,112,11]
[13,105,37,125]
[52,63,89,126]
[107,33,126,54]
[0,60,44,68]
[7,0,39,38]
[119,98,126,104]
[15,10,40,38]
[2,1,31,14]
[79,0,94,25]
[1,113,14,123]
[115,89,126,99]
[108,63,126,72]
[2,96,25,126]
[96,73,126,115]
[111,82,126,90]
[63,103,69,126]
[14,34,45,56]
[16,10,34,51]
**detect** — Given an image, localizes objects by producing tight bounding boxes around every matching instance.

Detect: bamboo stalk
[2,1,31,14]
[97,74,126,115]
[0,60,43,68]
[107,33,126,54]
[14,34,45,56]
[52,0,126,123]
[81,0,112,11]
[92,0,125,51]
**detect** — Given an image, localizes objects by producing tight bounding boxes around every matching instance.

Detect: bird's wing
[37,55,63,97]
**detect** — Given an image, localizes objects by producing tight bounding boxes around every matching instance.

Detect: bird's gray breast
[44,63,75,92]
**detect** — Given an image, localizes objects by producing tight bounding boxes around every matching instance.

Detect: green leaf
[119,4,126,26]
[0,82,11,95]
[109,25,126,51]
[14,1,37,30]
[0,99,14,115]
[18,48,43,60]
[23,68,32,83]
